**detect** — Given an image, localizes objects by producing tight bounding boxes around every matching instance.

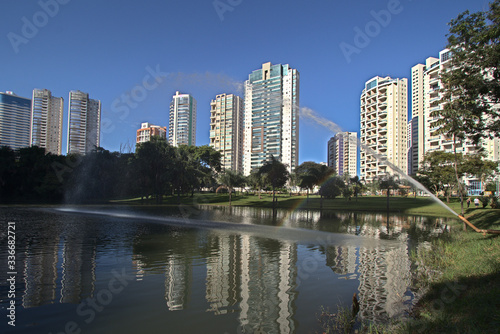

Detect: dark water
[0,205,452,334]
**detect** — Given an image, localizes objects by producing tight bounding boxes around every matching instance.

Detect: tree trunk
[229,187,232,207]
[386,188,390,212]
[453,135,465,217]
[452,135,466,230]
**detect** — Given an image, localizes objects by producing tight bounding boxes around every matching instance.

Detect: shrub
[490,195,499,209]
[479,196,489,208]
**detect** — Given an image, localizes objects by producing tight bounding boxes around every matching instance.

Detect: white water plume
[53,207,397,248]
[300,106,458,217]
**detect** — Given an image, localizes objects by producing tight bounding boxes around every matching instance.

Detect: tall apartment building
[31,89,64,155]
[411,49,500,193]
[243,62,299,175]
[0,91,31,150]
[360,76,408,182]
[407,118,418,175]
[169,91,196,147]
[411,49,500,164]
[209,94,244,172]
[67,90,101,155]
[327,132,357,177]
[136,122,167,145]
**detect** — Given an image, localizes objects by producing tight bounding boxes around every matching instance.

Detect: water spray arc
[300,107,500,235]
[300,107,457,216]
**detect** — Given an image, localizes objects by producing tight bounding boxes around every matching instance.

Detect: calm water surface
[0,205,453,334]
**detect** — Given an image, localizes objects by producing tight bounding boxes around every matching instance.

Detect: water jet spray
[300,107,500,235]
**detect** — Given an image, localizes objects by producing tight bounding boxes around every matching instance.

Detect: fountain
[300,107,500,235]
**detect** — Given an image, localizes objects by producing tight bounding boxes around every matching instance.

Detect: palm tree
[379,174,398,212]
[218,169,245,206]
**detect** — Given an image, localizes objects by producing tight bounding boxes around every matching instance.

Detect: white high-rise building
[31,89,64,155]
[243,62,299,175]
[136,122,167,145]
[67,90,101,155]
[327,132,357,177]
[209,94,244,172]
[360,76,408,182]
[411,49,500,193]
[169,91,196,147]
[0,91,31,150]
[411,49,500,162]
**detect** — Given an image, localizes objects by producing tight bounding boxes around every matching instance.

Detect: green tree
[258,156,289,204]
[248,169,266,199]
[217,169,245,206]
[435,0,500,214]
[135,136,174,203]
[295,161,334,201]
[318,176,344,199]
[378,175,398,211]
[440,0,500,142]
[418,151,462,203]
[349,176,364,201]
[462,153,498,187]
[0,146,17,202]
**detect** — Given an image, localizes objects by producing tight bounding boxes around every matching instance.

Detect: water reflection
[0,206,453,333]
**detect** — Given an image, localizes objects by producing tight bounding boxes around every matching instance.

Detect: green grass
[408,223,500,333]
[111,192,466,216]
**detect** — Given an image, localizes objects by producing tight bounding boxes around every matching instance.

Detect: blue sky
[0,0,487,163]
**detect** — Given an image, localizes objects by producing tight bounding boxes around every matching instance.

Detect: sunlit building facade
[136,122,167,145]
[243,62,299,175]
[31,89,64,155]
[411,49,500,192]
[360,76,408,182]
[67,90,101,155]
[0,91,31,150]
[169,91,196,147]
[327,131,357,177]
[209,94,244,172]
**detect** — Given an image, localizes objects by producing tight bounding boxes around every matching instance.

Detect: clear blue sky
[0,0,487,163]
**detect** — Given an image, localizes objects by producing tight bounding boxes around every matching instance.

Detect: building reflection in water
[164,254,192,310]
[22,225,59,308]
[6,207,451,332]
[19,217,98,307]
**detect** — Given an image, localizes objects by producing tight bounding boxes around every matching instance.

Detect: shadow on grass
[411,270,500,333]
[465,210,500,230]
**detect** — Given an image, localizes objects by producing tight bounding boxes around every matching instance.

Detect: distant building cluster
[353,48,499,193]
[2,54,499,187]
[0,89,100,155]
[138,62,300,175]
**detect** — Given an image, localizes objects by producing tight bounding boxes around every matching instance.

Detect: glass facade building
[243,62,299,175]
[0,91,32,150]
[67,90,101,155]
[169,91,196,147]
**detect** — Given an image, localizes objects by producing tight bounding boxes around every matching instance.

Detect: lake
[0,205,452,333]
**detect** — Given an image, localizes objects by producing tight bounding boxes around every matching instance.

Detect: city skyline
[0,0,485,164]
